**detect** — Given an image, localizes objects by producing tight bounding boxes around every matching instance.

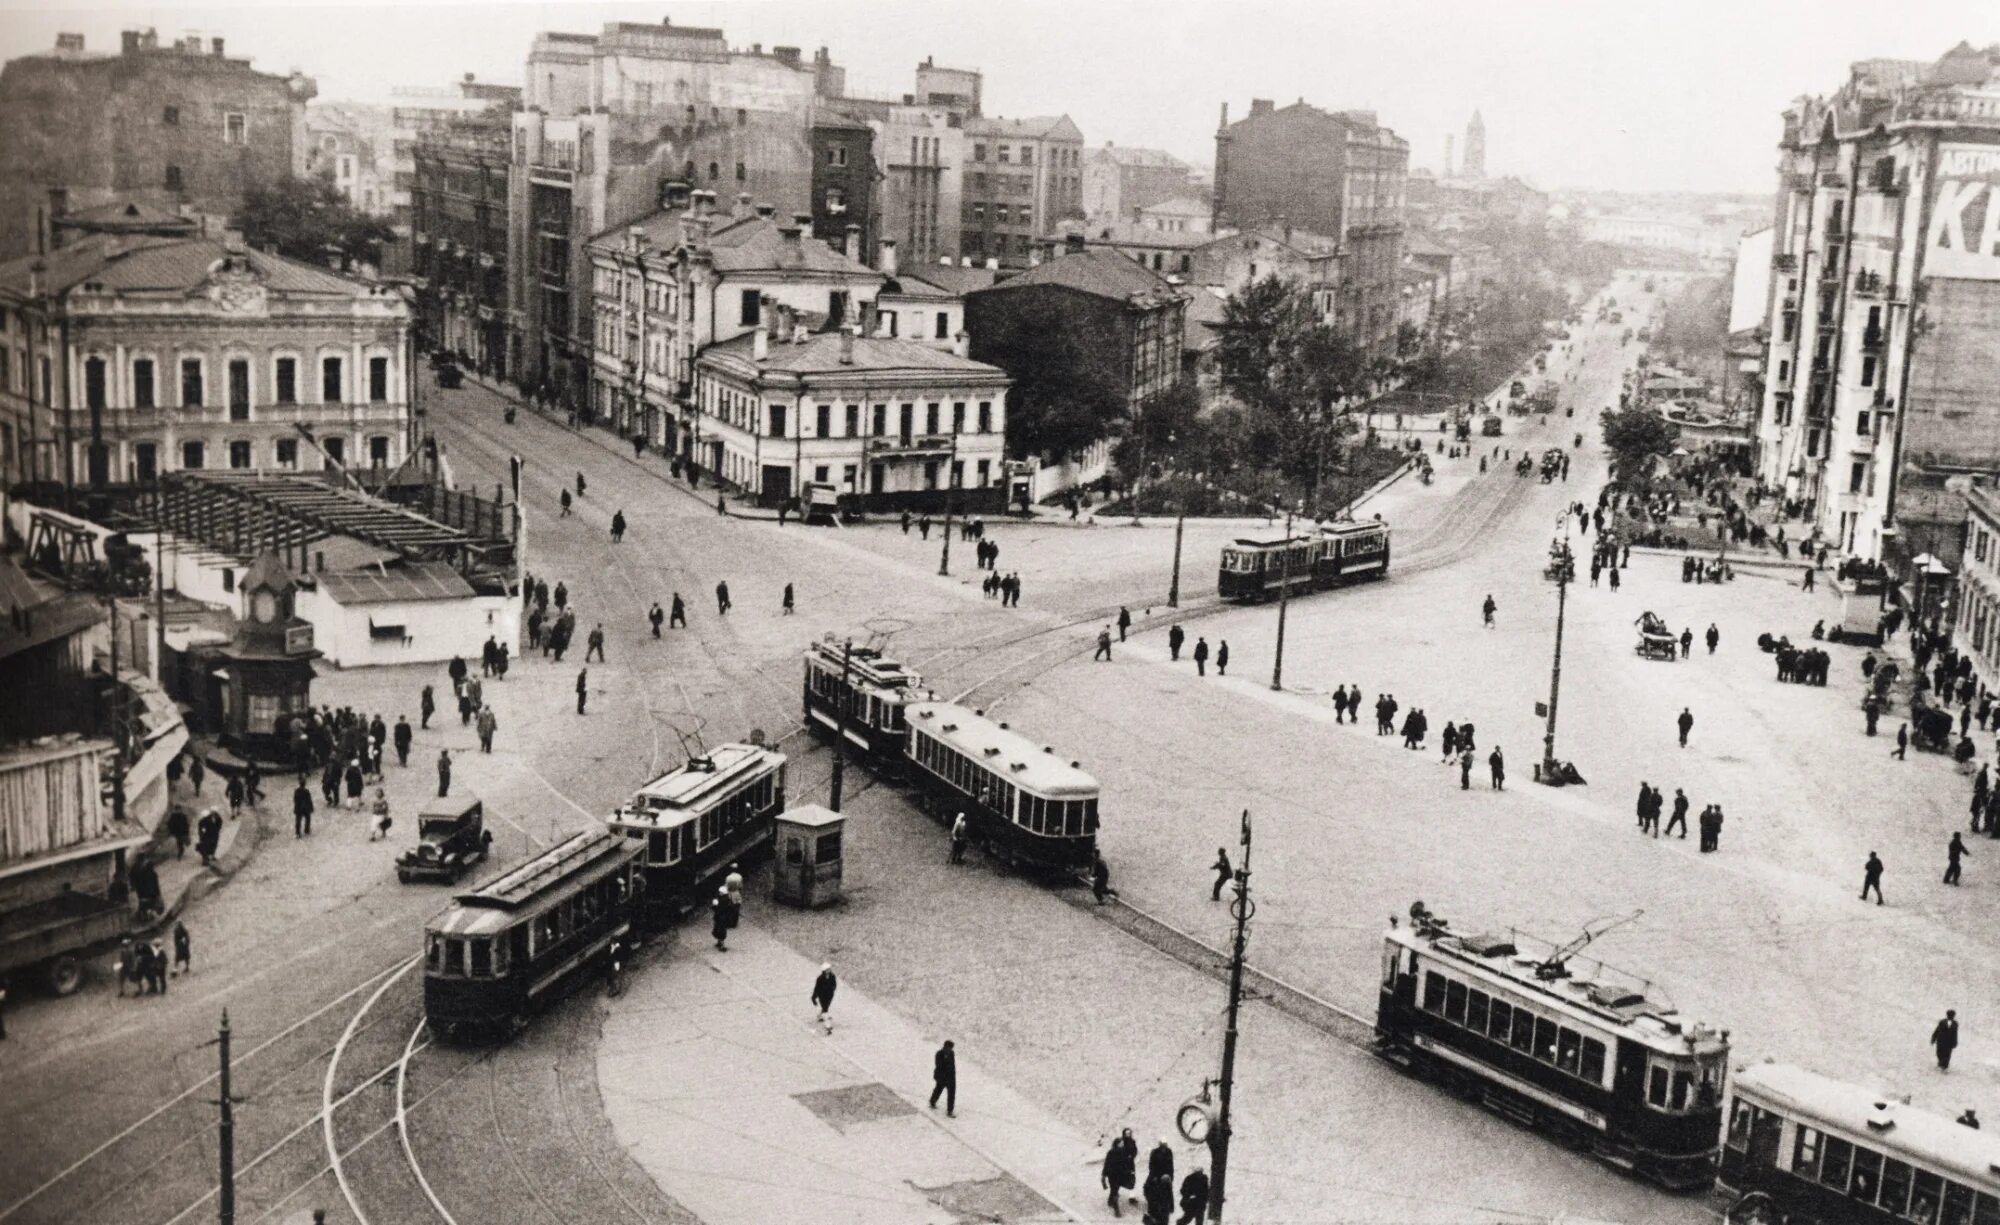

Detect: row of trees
[233,174,394,270]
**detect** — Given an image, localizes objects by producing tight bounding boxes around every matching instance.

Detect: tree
[1215,276,1366,496]
[987,309,1127,462]
[1600,406,1679,484]
[235,175,394,269]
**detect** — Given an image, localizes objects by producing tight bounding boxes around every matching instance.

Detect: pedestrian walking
[1143,1172,1173,1225]
[666,593,686,630]
[1802,566,1817,592]
[1706,623,1719,654]
[559,488,572,517]
[1211,847,1232,901]
[811,963,837,1032]
[1147,1140,1175,1188]
[1947,832,1969,885]
[649,602,664,637]
[1933,1010,1960,1070]
[293,782,314,837]
[172,921,191,976]
[1666,789,1688,839]
[1608,566,1621,592]
[189,756,205,795]
[1216,641,1229,676]
[711,887,738,950]
[610,510,626,543]
[1168,624,1184,661]
[782,583,795,615]
[576,668,589,715]
[1961,1109,1982,1130]
[1117,606,1131,642]
[950,813,968,864]
[1862,851,1886,904]
[437,749,452,798]
[1459,748,1474,790]
[393,715,413,767]
[1102,1136,1137,1216]
[576,471,587,499]
[225,772,245,817]
[1896,723,1910,759]
[1091,851,1115,903]
[1677,707,1694,747]
[475,705,498,753]
[166,807,191,859]
[1680,628,1693,658]
[929,1040,957,1116]
[370,788,392,841]
[1488,746,1505,790]
[420,684,436,730]
[901,509,913,535]
[1192,637,1209,677]
[1177,1169,1210,1225]
[1482,594,1496,627]
[716,580,731,616]
[344,759,364,808]
[1699,804,1724,852]
[1094,627,1113,661]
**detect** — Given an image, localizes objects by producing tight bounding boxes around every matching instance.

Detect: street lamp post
[938,436,959,577]
[1207,809,1252,1221]
[1540,516,1574,783]
[1270,508,1295,691]
[1166,431,1184,608]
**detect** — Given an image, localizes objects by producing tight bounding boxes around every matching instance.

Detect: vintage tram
[802,638,930,771]
[1376,904,1729,1190]
[1720,1062,2000,1225]
[608,742,786,925]
[1217,520,1391,602]
[423,828,642,1041]
[903,701,1099,871]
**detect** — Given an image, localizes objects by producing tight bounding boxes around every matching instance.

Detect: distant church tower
[1462,110,1486,179]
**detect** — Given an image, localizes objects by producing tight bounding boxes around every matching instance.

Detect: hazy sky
[2,0,1996,193]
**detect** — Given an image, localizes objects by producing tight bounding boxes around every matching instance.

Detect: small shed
[301,561,516,668]
[771,804,844,909]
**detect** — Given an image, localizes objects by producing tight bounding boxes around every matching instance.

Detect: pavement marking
[396,1017,459,1225]
[324,957,420,1225]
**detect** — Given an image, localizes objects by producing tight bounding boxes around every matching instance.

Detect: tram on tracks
[423,828,642,1041]
[802,638,931,772]
[1376,903,1729,1190]
[903,701,1099,871]
[1720,1062,2000,1225]
[608,742,786,925]
[1217,519,1391,602]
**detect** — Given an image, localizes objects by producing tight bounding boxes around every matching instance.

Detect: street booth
[772,804,844,909]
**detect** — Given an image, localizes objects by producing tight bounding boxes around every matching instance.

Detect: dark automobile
[436,363,463,389]
[398,797,492,884]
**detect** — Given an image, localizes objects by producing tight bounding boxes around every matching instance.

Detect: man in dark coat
[1102,1135,1136,1215]
[293,783,314,837]
[1168,624,1184,661]
[1488,746,1505,790]
[929,1040,957,1116]
[437,749,452,798]
[196,809,223,865]
[670,593,687,628]
[393,716,413,766]
[811,963,837,1030]
[1933,1010,1960,1070]
[1192,637,1209,677]
[1211,848,1232,901]
[1677,707,1694,747]
[166,808,191,859]
[1177,1169,1210,1225]
[1862,851,1885,904]
[1946,833,1970,885]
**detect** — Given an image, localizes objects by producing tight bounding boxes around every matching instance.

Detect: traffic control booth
[772,804,843,908]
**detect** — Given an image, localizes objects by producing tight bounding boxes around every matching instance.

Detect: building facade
[0,232,412,490]
[960,115,1085,268]
[1081,144,1193,223]
[1190,225,1343,319]
[0,28,316,261]
[382,75,521,274]
[1755,44,2000,570]
[692,325,1009,509]
[810,118,877,264]
[304,105,390,217]
[1213,99,1409,355]
[410,119,512,374]
[1956,486,2000,692]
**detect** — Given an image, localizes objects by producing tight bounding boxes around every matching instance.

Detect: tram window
[1791,1125,1820,1177]
[1556,1028,1582,1074]
[1579,1038,1606,1084]
[511,927,529,967]
[1509,1009,1535,1054]
[470,939,492,977]
[427,934,444,971]
[1880,1160,1914,1217]
[1487,1000,1512,1043]
[444,938,466,976]
[1444,980,1467,1024]
[1465,989,1489,1034]
[1819,1136,1853,1191]
[1083,797,1097,832]
[1671,1070,1693,1109]
[1909,1172,1942,1224]
[1726,1100,1753,1149]
[1533,1016,1558,1063]
[651,831,668,863]
[1944,1184,1975,1225]
[492,937,509,976]
[1648,1067,1668,1107]
[1422,972,1446,1014]
[1975,1192,2000,1225]
[1849,1148,1882,1204]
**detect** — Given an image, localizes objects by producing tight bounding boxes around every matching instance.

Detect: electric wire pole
[1168,511,1185,608]
[217,1010,236,1225]
[827,639,853,812]
[1270,510,1295,691]
[1540,514,1574,783]
[1209,809,1253,1220]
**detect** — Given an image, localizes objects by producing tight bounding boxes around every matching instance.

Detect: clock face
[252,590,278,623]
[1176,1101,1212,1145]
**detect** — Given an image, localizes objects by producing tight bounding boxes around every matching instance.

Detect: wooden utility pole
[828,640,853,812]
[1208,809,1253,1221]
[1270,510,1294,691]
[217,1010,236,1225]
[1541,519,1573,783]
[1168,511,1185,608]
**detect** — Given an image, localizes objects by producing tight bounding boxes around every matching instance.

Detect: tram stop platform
[599,923,1102,1225]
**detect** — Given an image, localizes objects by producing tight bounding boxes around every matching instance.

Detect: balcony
[1862,326,1885,351]
[1772,253,1798,272]
[866,434,956,457]
[1852,270,1886,297]
[1892,92,2000,130]
[1819,172,1848,190]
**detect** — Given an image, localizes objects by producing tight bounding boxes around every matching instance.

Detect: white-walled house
[297,560,517,668]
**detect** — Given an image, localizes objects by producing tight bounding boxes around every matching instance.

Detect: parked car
[397,797,492,884]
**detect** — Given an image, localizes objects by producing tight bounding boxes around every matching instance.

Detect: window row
[699,385,997,441]
[1743,1106,2000,1225]
[909,731,1099,837]
[165,434,394,473]
[1420,971,1609,1087]
[77,354,394,411]
[427,869,633,979]
[964,202,1034,228]
[624,772,778,868]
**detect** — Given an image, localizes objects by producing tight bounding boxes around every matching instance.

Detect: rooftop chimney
[984,257,999,270]
[839,325,855,365]
[756,202,777,220]
[952,331,969,358]
[626,226,648,255]
[464,71,475,83]
[58,32,86,53]
[121,29,140,54]
[659,177,691,212]
[792,212,814,229]
[211,37,225,58]
[734,192,752,220]
[1064,232,1086,255]
[223,229,245,254]
[753,317,769,360]
[879,238,899,279]
[1249,98,1274,117]
[779,222,804,246]
[844,222,861,259]
[961,256,973,267]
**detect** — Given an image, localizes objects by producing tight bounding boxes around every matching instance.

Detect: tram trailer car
[1218,521,1391,602]
[1316,520,1390,585]
[609,743,786,927]
[1377,908,1729,1190]
[1720,1062,2000,1225]
[424,829,642,1042]
[903,701,1099,872]
[803,639,928,773]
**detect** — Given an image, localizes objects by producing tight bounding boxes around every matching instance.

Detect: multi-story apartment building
[1190,224,1343,318]
[1955,486,2000,690]
[1081,144,1194,224]
[509,19,847,396]
[810,117,877,264]
[960,115,1085,268]
[1756,44,2000,569]
[0,29,316,260]
[582,190,887,459]
[411,118,511,374]
[382,75,520,273]
[1213,99,1409,356]
[822,88,966,270]
[0,229,412,490]
[304,105,390,216]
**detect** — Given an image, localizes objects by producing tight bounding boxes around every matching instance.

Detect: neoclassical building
[0,227,412,489]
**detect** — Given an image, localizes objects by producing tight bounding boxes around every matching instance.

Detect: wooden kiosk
[771,804,843,908]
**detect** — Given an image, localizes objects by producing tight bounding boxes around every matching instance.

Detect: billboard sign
[1926,144,2000,280]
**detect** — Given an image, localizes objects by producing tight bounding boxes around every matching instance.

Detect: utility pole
[1540,517,1573,784]
[1270,509,1294,691]
[217,1010,236,1225]
[1168,511,1185,608]
[152,509,167,685]
[1208,809,1253,1221]
[827,639,853,812]
[938,439,959,577]
[106,591,126,831]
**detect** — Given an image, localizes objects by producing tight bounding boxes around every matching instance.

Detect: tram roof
[906,701,1099,797]
[1226,534,1316,550]
[1733,1062,2000,1189]
[435,829,631,924]
[807,639,924,692]
[1319,519,1388,538]
[617,743,784,821]
[1389,919,1726,1054]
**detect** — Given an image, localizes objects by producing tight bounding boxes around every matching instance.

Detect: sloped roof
[971,248,1181,302]
[0,235,373,300]
[1087,144,1187,170]
[701,331,1006,379]
[1066,221,1211,250]
[965,114,1082,142]
[880,274,958,301]
[56,200,199,234]
[912,264,999,296]
[596,211,881,279]
[1404,230,1460,258]
[1138,195,1210,217]
[315,561,476,605]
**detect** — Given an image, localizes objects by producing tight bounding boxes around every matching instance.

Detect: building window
[229,440,253,469]
[845,404,858,437]
[322,356,343,402]
[996,145,1011,164]
[829,146,848,168]
[977,459,991,486]
[952,402,965,433]
[162,106,180,126]
[925,403,940,434]
[707,161,719,181]
[769,404,786,438]
[181,440,204,469]
[736,108,747,126]
[275,438,298,469]
[133,359,155,408]
[275,357,297,404]
[1861,355,1877,387]
[829,291,848,326]
[816,405,831,437]
[1850,461,1866,494]
[322,436,345,467]
[224,113,246,145]
[228,359,250,420]
[873,404,887,436]
[978,401,992,433]
[935,311,949,339]
[164,165,183,191]
[135,443,157,482]
[735,162,746,182]
[741,290,761,326]
[973,143,987,162]
[369,436,390,465]
[84,356,107,411]
[899,403,914,441]
[369,356,390,402]
[884,310,899,337]
[181,358,204,407]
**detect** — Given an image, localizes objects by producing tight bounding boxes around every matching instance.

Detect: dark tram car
[1315,520,1391,586]
[424,829,641,1042]
[609,743,785,926]
[904,701,1099,872]
[1720,1062,2000,1225]
[802,638,927,773]
[1217,533,1324,602]
[1377,904,1729,1190]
